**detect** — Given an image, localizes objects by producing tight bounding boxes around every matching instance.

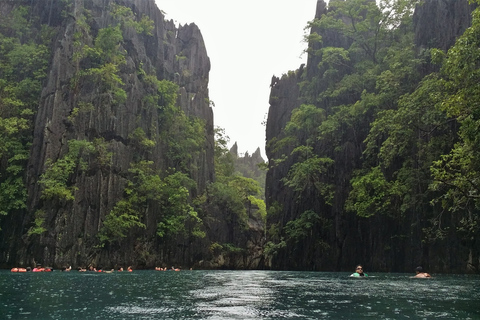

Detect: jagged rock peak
[230,142,239,157]
[229,143,265,162]
[252,147,264,163]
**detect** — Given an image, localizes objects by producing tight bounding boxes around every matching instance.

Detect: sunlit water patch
[1,270,479,319]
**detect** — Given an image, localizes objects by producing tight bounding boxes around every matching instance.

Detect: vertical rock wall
[413,0,475,51]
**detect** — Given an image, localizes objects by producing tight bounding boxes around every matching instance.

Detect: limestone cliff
[264,0,476,272]
[0,0,214,268]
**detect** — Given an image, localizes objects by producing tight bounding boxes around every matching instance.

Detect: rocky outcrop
[231,143,266,191]
[413,0,475,51]
[265,69,303,209]
[414,0,476,75]
[0,0,214,268]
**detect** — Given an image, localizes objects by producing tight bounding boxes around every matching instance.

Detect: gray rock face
[0,0,213,268]
[265,69,303,212]
[413,0,475,51]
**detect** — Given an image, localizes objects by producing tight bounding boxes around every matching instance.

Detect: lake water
[1,270,479,319]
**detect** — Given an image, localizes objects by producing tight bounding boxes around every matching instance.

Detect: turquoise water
[1,270,479,319]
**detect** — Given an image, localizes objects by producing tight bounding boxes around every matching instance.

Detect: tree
[428,6,480,262]
[0,6,50,224]
[99,161,204,246]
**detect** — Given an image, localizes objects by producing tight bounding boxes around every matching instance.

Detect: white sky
[154,0,319,159]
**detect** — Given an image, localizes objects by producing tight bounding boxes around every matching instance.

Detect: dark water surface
[1,270,479,319]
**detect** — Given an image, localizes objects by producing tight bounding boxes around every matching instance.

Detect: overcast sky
[154,0,319,159]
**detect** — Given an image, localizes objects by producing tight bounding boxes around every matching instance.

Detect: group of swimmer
[76,265,133,273]
[350,264,432,278]
[11,264,53,272]
[11,264,188,272]
[155,266,182,271]
[11,264,133,273]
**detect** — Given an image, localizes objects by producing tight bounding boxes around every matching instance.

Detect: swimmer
[350,264,368,277]
[413,266,432,278]
[33,264,44,272]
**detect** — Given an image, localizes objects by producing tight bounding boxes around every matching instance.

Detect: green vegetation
[27,210,47,236]
[110,3,154,36]
[0,6,51,226]
[98,161,204,245]
[193,127,266,261]
[39,140,95,201]
[427,5,480,246]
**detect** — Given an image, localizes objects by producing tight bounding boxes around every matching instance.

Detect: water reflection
[1,270,479,319]
[190,271,277,319]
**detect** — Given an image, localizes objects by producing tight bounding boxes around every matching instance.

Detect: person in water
[350,264,368,277]
[33,264,44,272]
[413,266,432,278]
